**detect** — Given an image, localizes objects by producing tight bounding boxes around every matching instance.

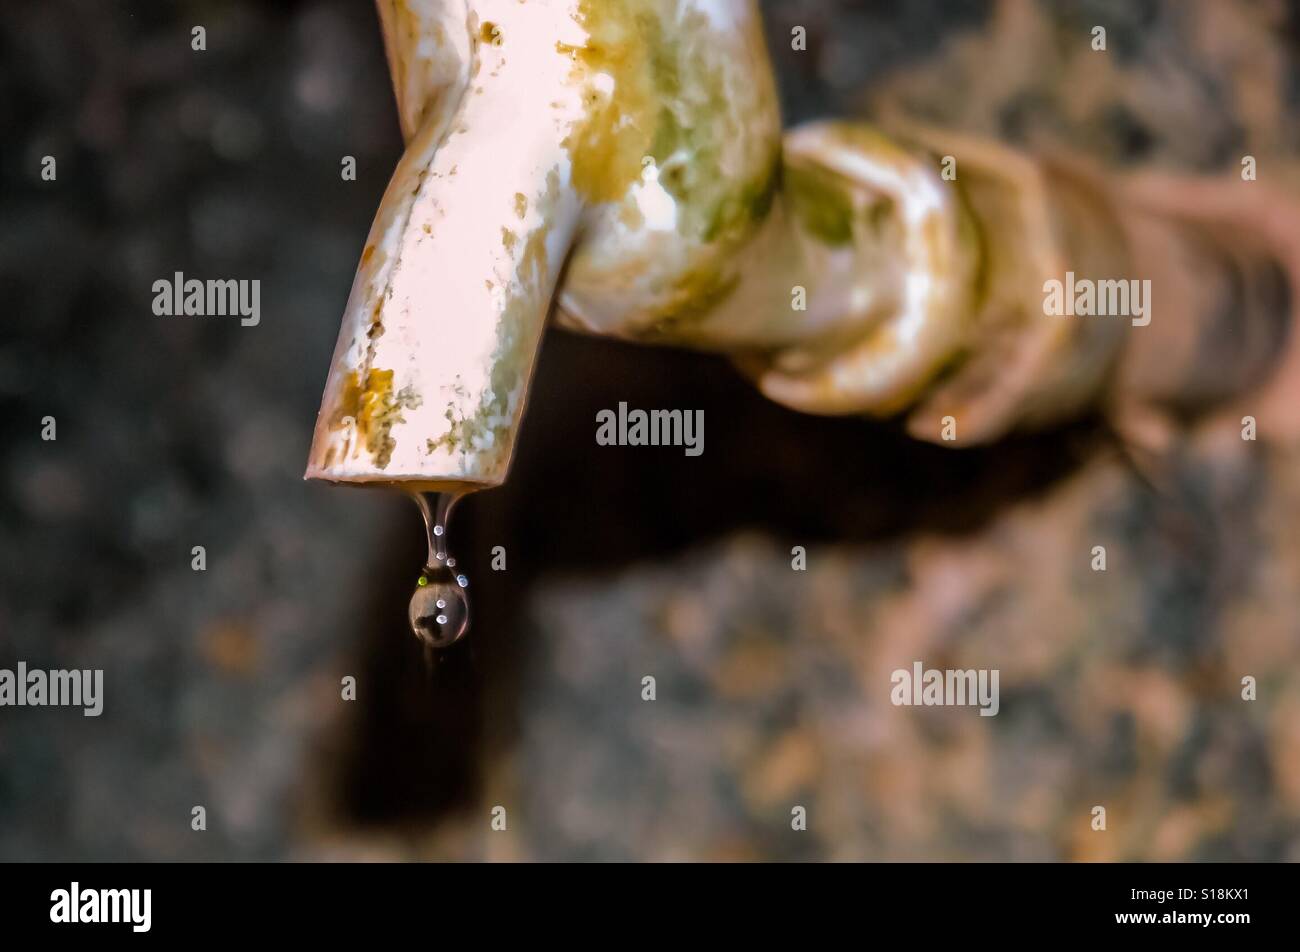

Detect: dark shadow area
[327,324,1111,830]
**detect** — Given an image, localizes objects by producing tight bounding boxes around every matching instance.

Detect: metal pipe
[307,0,1299,494]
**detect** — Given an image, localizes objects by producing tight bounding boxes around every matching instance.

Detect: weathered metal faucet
[307,0,1298,494]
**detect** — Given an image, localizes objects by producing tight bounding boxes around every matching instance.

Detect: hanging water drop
[407,491,470,648]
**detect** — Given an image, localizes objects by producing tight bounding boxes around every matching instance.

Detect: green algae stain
[644,266,742,340]
[700,147,782,245]
[425,291,538,479]
[561,0,779,246]
[785,161,856,247]
[425,177,561,478]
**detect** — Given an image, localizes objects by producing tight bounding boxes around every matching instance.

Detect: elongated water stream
[407,491,470,649]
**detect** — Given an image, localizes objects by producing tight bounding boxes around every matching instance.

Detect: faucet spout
[306,0,587,491]
[309,0,1300,500]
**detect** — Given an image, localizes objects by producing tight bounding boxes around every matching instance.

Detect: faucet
[306,0,1300,494]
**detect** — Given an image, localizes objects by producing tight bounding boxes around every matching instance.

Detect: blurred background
[2,0,1299,861]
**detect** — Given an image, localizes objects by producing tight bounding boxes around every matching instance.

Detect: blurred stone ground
[0,0,404,860]
[2,0,1299,861]
[501,427,1300,861]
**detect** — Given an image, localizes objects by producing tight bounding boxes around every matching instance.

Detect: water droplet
[408,491,470,648]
